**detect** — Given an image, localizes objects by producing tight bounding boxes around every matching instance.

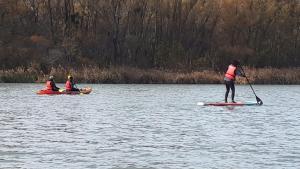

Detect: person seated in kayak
[224,60,245,103]
[46,76,60,91]
[65,75,80,91]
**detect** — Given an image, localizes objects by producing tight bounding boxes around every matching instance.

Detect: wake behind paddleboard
[197,102,261,106]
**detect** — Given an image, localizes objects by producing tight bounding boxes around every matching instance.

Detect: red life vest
[46,81,52,90]
[225,64,237,80]
[65,80,72,91]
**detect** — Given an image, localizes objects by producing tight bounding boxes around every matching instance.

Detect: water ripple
[0,84,299,169]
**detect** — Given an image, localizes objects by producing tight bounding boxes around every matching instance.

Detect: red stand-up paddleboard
[197,102,261,106]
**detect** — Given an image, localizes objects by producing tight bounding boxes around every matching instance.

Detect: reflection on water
[0,84,300,169]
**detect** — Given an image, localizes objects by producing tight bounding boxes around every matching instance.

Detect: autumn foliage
[0,0,299,72]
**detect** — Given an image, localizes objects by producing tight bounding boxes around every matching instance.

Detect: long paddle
[74,83,82,91]
[240,66,263,105]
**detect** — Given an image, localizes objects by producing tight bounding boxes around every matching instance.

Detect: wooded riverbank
[1,1,300,72]
[1,66,299,84]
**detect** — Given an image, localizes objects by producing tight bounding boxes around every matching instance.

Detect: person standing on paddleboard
[46,76,60,91]
[65,75,80,91]
[224,60,245,103]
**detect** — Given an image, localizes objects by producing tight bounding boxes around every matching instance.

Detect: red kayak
[37,87,92,95]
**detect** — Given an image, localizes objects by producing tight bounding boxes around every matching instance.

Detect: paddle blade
[256,96,263,105]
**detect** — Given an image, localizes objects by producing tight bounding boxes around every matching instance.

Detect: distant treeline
[0,0,300,73]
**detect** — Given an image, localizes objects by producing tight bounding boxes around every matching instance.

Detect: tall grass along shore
[1,66,299,84]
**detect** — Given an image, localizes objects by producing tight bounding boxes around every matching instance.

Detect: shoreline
[1,67,300,85]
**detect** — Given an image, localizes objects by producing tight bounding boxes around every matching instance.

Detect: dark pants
[52,88,59,91]
[72,88,80,91]
[225,80,235,102]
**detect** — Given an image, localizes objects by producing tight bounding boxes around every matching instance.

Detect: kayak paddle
[240,66,263,105]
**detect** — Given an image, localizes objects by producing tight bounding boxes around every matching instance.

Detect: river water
[0,84,299,169]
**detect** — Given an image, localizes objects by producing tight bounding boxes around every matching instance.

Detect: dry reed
[1,66,300,84]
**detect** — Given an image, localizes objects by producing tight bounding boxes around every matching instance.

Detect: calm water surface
[0,84,300,169]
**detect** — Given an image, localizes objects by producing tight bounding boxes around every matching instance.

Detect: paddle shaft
[74,83,82,91]
[239,66,263,105]
[240,67,258,97]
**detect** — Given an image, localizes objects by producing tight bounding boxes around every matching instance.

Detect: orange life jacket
[65,80,72,91]
[225,64,237,80]
[46,81,53,90]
